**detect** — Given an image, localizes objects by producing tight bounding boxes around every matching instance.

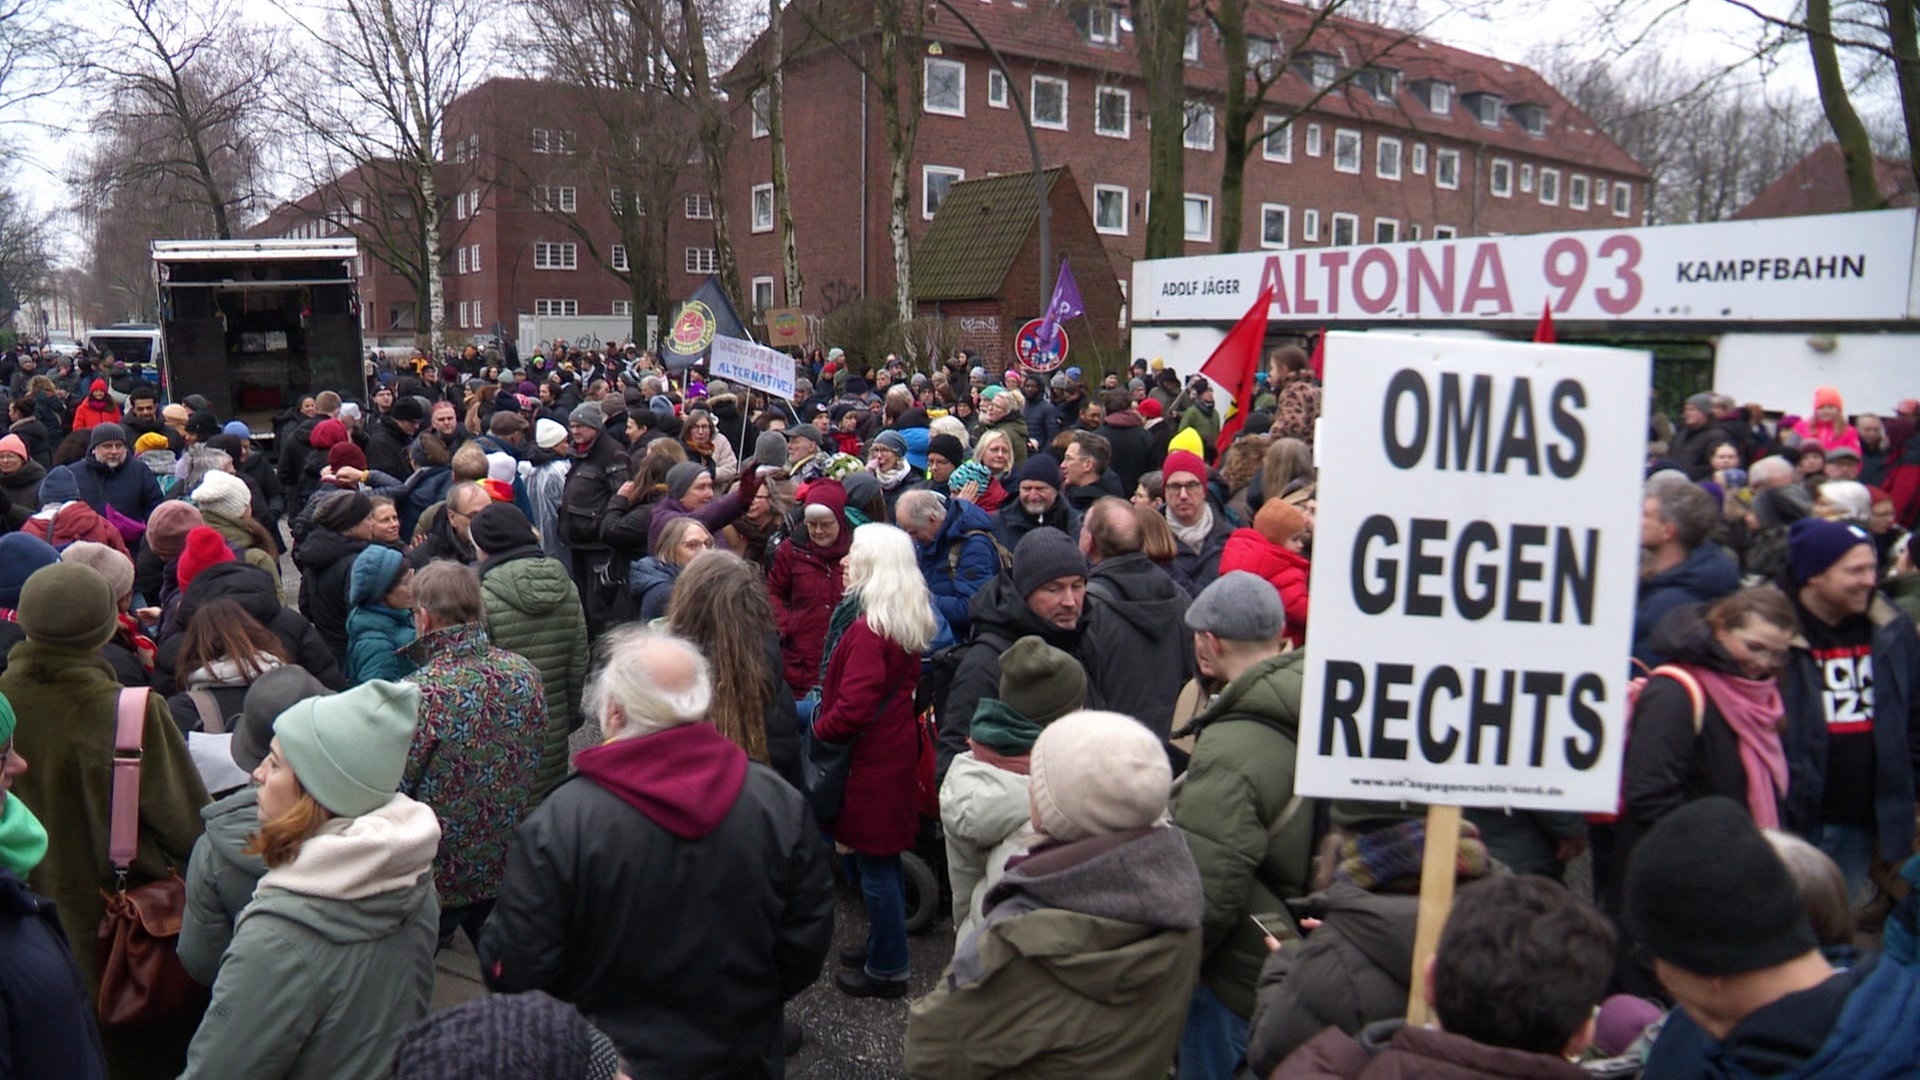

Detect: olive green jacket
[480,551,590,795]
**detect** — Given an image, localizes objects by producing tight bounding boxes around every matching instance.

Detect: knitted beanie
[1254,499,1309,545]
[927,433,966,467]
[143,504,203,564]
[1138,398,1163,420]
[948,459,992,496]
[223,421,253,439]
[1162,449,1208,485]
[392,991,611,1080]
[753,431,788,471]
[88,422,127,450]
[275,680,421,817]
[666,461,707,501]
[1168,428,1206,457]
[61,542,135,603]
[568,403,605,432]
[134,432,171,454]
[186,410,221,440]
[1787,518,1874,585]
[469,503,538,557]
[998,636,1087,726]
[0,434,26,461]
[36,465,79,505]
[0,533,60,609]
[349,544,407,607]
[1625,796,1816,976]
[872,429,908,456]
[1187,570,1287,641]
[1029,710,1171,842]
[1011,527,1087,598]
[193,469,252,520]
[309,418,348,450]
[16,562,118,651]
[234,667,333,774]
[1015,453,1062,491]
[1812,385,1843,412]
[328,440,369,473]
[533,418,567,449]
[177,526,236,590]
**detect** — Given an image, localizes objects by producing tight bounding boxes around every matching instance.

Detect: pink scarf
[1692,667,1789,828]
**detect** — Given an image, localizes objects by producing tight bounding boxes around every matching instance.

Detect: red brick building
[724,0,1650,365]
[1735,142,1920,220]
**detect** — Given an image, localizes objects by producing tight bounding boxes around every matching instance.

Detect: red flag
[1200,285,1275,463]
[1308,330,1326,381]
[1533,299,1556,343]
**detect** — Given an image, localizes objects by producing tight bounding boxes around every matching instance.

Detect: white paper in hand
[188,732,252,794]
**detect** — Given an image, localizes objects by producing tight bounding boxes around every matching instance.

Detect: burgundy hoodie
[573,723,748,839]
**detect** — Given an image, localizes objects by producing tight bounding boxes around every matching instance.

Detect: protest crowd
[6,333,1920,1080]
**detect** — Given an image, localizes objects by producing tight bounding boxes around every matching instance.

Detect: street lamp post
[928,0,1050,313]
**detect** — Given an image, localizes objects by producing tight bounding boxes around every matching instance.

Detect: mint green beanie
[275,680,421,817]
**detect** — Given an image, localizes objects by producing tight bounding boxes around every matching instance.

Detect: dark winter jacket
[365,416,415,480]
[154,562,345,698]
[9,417,53,468]
[1170,503,1236,596]
[939,575,1102,779]
[992,494,1082,550]
[557,432,628,553]
[1084,552,1194,741]
[1246,884,1420,1075]
[0,865,108,1079]
[405,504,476,570]
[0,459,45,513]
[1098,412,1156,495]
[72,452,164,524]
[293,526,372,666]
[1023,396,1061,456]
[1276,1019,1589,1080]
[1632,541,1740,668]
[815,615,924,855]
[628,556,683,622]
[480,548,591,796]
[479,725,835,1076]
[768,529,851,694]
[1669,419,1734,481]
[917,496,1003,633]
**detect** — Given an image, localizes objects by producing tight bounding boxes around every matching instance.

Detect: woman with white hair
[814,523,935,999]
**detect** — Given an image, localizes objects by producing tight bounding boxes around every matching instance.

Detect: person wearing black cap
[72,420,165,525]
[293,491,380,664]
[1627,796,1920,1074]
[558,401,631,636]
[369,395,427,478]
[1778,517,1920,901]
[994,452,1082,548]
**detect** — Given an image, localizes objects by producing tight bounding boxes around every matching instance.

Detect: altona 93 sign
[1294,333,1649,813]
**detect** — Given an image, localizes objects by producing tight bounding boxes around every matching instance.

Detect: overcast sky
[4,0,1836,264]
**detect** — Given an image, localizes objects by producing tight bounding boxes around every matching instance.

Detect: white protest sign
[1295,333,1648,813]
[710,335,797,401]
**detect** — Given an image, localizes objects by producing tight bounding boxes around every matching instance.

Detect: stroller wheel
[901,850,941,934]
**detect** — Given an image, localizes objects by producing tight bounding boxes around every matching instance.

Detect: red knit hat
[310,419,348,450]
[1138,398,1163,420]
[176,526,236,589]
[327,440,368,472]
[1163,449,1208,484]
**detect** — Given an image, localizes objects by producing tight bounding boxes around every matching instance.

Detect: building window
[1093,184,1128,235]
[531,127,550,153]
[1183,101,1214,151]
[1354,67,1397,103]
[1330,212,1358,247]
[534,242,578,270]
[610,187,625,216]
[924,57,966,117]
[1464,93,1501,127]
[470,244,481,272]
[1374,218,1399,244]
[1490,159,1513,198]
[1376,136,1402,180]
[1570,174,1590,210]
[1423,81,1452,115]
[1303,209,1320,242]
[1260,204,1289,249]
[457,301,469,328]
[923,165,964,219]
[1031,75,1067,129]
[611,244,630,271]
[1305,123,1322,157]
[751,183,774,233]
[1411,224,1423,240]
[535,185,577,213]
[535,298,578,316]
[685,248,718,274]
[1247,37,1279,80]
[1411,143,1428,175]
[1613,182,1632,217]
[1510,103,1547,137]
[1433,225,1457,239]
[1593,179,1609,205]
[1539,167,1560,205]
[1086,5,1119,44]
[1183,24,1201,62]
[1261,116,1292,162]
[469,188,480,216]
[1333,129,1362,174]
[466,133,479,161]
[988,70,1008,108]
[1295,51,1335,88]
[354,256,364,278]
[685,193,714,219]
[752,276,775,314]
[613,300,633,316]
[1095,86,1130,138]
[455,192,467,219]
[1183,193,1212,242]
[751,87,770,137]
[472,299,481,327]
[457,247,468,275]
[1520,164,1534,193]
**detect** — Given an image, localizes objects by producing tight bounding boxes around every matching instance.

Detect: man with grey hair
[479,625,834,1075]
[897,485,1002,635]
[1635,477,1740,665]
[408,479,492,569]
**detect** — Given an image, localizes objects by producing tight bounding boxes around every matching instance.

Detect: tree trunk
[769,0,802,308]
[1885,0,1920,194]
[679,0,744,311]
[1217,0,1249,253]
[1134,0,1187,258]
[377,0,444,354]
[1808,0,1882,210]
[877,13,918,352]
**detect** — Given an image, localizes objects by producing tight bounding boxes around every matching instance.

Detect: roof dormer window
[1293,51,1336,89]
[1353,67,1398,104]
[1462,92,1502,128]
[1414,80,1452,115]
[1509,103,1547,137]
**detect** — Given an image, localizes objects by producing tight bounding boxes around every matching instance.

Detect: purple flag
[1036,259,1084,350]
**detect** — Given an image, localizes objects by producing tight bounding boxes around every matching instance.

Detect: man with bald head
[410,480,493,569]
[1081,497,1193,741]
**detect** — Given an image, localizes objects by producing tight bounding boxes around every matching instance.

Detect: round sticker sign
[1014,318,1068,372]
[667,301,718,356]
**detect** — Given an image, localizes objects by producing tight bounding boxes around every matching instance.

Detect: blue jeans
[1817,822,1878,906]
[1178,981,1248,1080]
[853,852,910,982]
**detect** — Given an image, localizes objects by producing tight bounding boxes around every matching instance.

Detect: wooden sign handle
[1404,804,1463,1027]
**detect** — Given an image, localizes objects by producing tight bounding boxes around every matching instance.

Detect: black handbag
[802,689,897,824]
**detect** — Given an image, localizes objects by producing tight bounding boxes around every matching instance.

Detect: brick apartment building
[724,0,1650,360]
[1735,142,1920,220]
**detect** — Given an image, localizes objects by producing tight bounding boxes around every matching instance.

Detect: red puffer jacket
[1219,527,1310,648]
[768,530,851,694]
[813,617,923,856]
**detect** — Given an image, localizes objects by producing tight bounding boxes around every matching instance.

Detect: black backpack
[916,629,1010,720]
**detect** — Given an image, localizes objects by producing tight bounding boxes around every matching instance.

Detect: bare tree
[761,0,804,309]
[0,181,55,315]
[0,0,74,121]
[1131,0,1190,258]
[277,0,489,354]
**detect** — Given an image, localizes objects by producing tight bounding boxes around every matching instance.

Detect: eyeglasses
[1166,480,1204,494]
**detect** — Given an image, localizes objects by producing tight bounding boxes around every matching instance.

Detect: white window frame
[1613,182,1632,217]
[1305,123,1323,157]
[472,299,481,327]
[1411,143,1428,175]
[1593,179,1609,205]
[924,57,966,117]
[751,87,770,138]
[1373,217,1400,244]
[610,187,625,216]
[455,192,467,219]
[534,298,578,317]
[1433,225,1457,239]
[1087,5,1119,44]
[1427,81,1452,115]
[457,246,468,275]
[611,244,630,272]
[923,165,965,220]
[751,276,776,314]
[457,300,469,328]
[1435,148,1460,190]
[533,241,578,270]
[1259,203,1290,249]
[685,193,714,220]
[685,248,718,274]
[531,127,551,154]
[1095,86,1131,138]
[469,244,481,272]
[1030,74,1068,130]
[1376,136,1402,180]
[1489,158,1513,198]
[750,182,774,233]
[1539,166,1560,206]
[612,300,633,316]
[1570,174,1590,210]
[1248,37,1279,80]
[559,186,576,213]
[1332,128,1362,174]
[1183,100,1215,151]
[1261,116,1292,162]
[1182,193,1212,242]
[987,70,1008,108]
[1093,184,1128,235]
[469,188,480,216]
[1330,212,1359,247]
[1183,23,1201,62]
[554,129,577,154]
[1520,164,1534,193]
[1302,209,1321,242]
